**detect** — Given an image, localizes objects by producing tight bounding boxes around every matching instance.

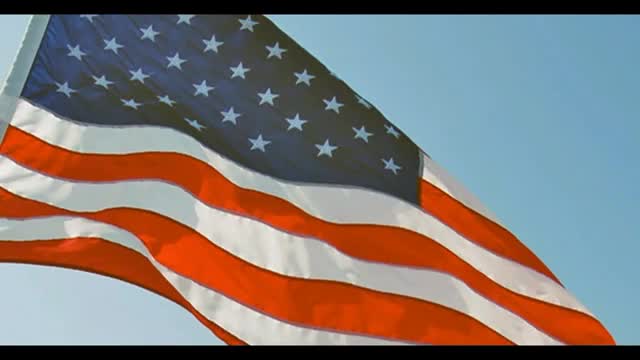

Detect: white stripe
[420,153,501,225]
[0,159,562,345]
[0,216,405,345]
[5,99,592,317]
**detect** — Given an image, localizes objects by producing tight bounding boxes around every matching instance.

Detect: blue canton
[21,15,421,204]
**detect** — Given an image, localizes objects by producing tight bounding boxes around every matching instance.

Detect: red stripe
[0,237,245,345]
[0,188,513,345]
[418,179,561,284]
[2,126,553,279]
[0,126,615,345]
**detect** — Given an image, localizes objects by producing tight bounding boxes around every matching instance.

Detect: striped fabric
[0,15,613,345]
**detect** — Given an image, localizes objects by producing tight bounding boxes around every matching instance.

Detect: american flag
[0,14,614,345]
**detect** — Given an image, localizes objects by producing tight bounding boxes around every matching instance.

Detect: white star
[323,96,343,114]
[221,107,241,125]
[230,62,250,79]
[67,44,86,61]
[266,42,287,59]
[203,35,224,53]
[103,37,124,54]
[121,98,142,110]
[258,88,279,106]
[382,157,402,175]
[177,15,195,25]
[239,15,259,32]
[129,68,150,84]
[385,124,400,139]
[353,126,373,143]
[249,134,271,152]
[158,95,176,107]
[167,52,187,70]
[80,15,98,23]
[356,95,372,109]
[185,118,206,131]
[315,139,338,158]
[285,114,307,131]
[193,80,214,97]
[294,69,315,86]
[92,75,113,89]
[55,82,76,98]
[140,25,160,42]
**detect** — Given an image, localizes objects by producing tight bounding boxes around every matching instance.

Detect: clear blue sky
[0,15,637,345]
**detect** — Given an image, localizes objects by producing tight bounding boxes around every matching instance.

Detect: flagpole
[0,15,50,144]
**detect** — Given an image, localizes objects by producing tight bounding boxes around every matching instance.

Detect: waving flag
[0,15,614,345]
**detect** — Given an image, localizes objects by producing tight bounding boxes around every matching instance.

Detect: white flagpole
[0,15,50,144]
